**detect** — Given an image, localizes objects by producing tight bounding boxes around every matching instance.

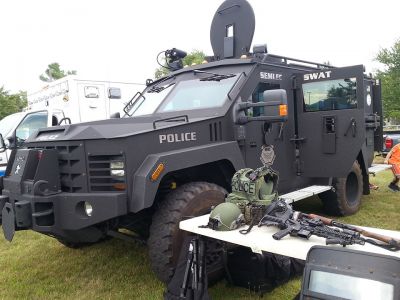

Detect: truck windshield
[0,113,24,137]
[157,75,238,113]
[129,83,175,117]
[125,73,239,117]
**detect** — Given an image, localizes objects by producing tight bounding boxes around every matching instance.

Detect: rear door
[77,83,107,122]
[295,65,365,178]
[372,79,383,152]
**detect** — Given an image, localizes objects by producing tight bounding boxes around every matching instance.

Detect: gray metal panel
[368,164,391,175]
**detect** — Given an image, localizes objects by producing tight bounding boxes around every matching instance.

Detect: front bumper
[1,192,127,241]
[0,148,128,241]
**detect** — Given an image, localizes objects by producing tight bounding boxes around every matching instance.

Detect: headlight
[110,161,125,177]
[84,202,93,217]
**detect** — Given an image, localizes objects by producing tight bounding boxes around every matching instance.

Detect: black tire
[319,161,363,216]
[148,182,226,283]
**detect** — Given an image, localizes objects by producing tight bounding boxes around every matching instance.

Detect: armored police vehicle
[0,0,383,283]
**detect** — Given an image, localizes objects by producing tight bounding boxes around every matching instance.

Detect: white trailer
[26,75,144,122]
[0,76,144,175]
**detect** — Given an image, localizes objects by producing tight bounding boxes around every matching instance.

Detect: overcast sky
[1,0,399,94]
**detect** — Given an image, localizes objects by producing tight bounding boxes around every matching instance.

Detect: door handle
[344,118,357,137]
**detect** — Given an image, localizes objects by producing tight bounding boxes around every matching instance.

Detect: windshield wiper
[193,69,236,82]
[123,92,145,116]
[148,82,175,93]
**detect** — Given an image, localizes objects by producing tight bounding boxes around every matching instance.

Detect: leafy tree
[154,50,206,79]
[39,62,77,82]
[0,87,27,120]
[375,39,400,121]
[327,80,357,107]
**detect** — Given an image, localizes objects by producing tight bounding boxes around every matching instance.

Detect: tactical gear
[205,202,245,231]
[226,166,278,224]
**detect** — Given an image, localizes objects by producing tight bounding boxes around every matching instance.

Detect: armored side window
[108,87,121,99]
[303,78,357,112]
[84,86,99,98]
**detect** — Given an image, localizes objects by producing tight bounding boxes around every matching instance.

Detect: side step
[279,185,332,204]
[368,164,392,176]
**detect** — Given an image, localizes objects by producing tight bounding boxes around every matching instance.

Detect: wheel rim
[346,172,359,205]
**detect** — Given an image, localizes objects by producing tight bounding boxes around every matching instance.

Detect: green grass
[0,169,399,299]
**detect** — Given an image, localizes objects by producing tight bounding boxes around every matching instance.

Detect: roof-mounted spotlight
[156,48,187,73]
[253,44,268,54]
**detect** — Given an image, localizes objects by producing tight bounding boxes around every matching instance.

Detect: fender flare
[129,141,245,212]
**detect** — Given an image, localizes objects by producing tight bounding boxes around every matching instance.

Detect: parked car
[382,126,400,156]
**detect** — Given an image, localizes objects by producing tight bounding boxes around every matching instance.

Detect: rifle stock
[307,213,400,248]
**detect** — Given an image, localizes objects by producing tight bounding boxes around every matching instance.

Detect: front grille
[28,143,87,193]
[88,154,126,192]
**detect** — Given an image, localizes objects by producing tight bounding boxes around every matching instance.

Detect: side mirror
[7,134,16,149]
[110,112,121,119]
[235,89,288,124]
[0,134,5,153]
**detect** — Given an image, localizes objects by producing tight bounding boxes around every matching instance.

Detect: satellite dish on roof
[210,0,255,60]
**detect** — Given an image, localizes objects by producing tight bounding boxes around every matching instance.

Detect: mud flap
[0,195,6,224]
[2,202,15,241]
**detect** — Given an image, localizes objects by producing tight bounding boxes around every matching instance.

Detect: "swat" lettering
[159,132,197,144]
[303,71,332,81]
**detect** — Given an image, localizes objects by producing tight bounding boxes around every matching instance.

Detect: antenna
[210,0,255,60]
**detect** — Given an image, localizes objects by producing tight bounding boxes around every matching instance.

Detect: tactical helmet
[208,202,245,231]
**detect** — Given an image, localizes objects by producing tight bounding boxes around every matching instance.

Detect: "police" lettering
[159,132,197,144]
[232,180,256,195]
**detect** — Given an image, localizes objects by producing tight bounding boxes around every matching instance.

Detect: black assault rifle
[259,200,399,251]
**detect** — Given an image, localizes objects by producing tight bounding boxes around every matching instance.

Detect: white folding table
[180,214,400,260]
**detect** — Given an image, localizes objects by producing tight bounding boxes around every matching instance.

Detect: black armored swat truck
[0,0,383,282]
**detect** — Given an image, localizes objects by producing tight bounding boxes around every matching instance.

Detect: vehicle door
[295,65,365,178]
[371,79,383,153]
[242,67,294,182]
[363,78,382,165]
[77,84,107,122]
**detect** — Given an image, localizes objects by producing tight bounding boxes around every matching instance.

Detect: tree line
[376,39,400,122]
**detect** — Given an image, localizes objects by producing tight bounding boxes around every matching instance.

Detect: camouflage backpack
[226,166,279,224]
